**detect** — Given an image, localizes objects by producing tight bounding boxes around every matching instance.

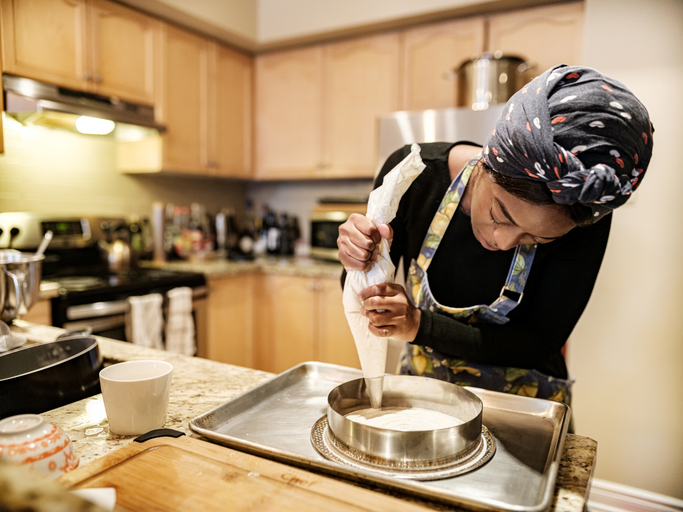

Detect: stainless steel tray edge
[189,361,570,512]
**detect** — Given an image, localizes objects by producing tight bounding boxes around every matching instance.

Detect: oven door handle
[66,286,207,321]
[66,300,129,320]
[63,315,126,333]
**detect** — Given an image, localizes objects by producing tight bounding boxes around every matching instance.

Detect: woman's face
[467,168,576,251]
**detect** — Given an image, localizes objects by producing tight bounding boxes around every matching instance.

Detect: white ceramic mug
[99,360,173,436]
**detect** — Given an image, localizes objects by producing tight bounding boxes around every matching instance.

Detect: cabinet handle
[315,283,323,291]
[315,162,329,170]
[83,71,92,81]
[93,74,103,84]
[307,282,315,291]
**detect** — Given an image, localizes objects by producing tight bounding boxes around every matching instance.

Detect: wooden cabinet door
[1,0,88,89]
[157,22,209,174]
[317,278,359,369]
[487,2,585,78]
[323,33,400,178]
[88,0,157,104]
[253,274,317,374]
[211,43,253,178]
[205,275,254,367]
[254,46,323,179]
[401,17,486,110]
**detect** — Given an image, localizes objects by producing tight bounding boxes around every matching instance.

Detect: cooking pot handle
[3,268,21,319]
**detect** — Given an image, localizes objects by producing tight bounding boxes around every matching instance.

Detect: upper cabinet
[487,2,585,77]
[254,46,324,180]
[154,23,208,174]
[210,44,253,179]
[120,22,253,178]
[255,33,400,180]
[1,0,157,105]
[400,17,486,111]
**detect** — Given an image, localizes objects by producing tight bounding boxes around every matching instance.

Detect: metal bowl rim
[328,375,483,433]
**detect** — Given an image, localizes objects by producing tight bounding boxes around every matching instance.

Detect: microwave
[310,203,367,261]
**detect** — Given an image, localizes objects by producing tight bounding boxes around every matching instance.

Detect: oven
[50,269,208,346]
[0,213,208,354]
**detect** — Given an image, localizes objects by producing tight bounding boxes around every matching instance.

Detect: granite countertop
[39,256,345,299]
[13,322,597,512]
[152,255,345,280]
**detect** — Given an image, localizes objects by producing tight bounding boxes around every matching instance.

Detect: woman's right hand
[337,214,392,272]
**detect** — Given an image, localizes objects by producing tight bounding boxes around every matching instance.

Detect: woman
[337,65,653,405]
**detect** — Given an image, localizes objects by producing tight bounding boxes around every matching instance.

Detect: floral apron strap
[409,153,535,324]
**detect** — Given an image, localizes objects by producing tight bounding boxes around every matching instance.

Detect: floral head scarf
[483,64,654,222]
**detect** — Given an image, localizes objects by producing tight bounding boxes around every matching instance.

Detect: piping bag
[343,143,425,409]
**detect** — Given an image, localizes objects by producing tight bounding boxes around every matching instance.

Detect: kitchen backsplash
[0,115,374,246]
[0,115,246,219]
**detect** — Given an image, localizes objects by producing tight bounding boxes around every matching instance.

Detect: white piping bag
[343,143,425,409]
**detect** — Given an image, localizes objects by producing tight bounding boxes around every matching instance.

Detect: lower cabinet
[253,274,359,374]
[204,274,255,368]
[19,299,51,326]
[204,273,359,374]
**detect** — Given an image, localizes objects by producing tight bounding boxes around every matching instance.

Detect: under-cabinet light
[75,116,115,135]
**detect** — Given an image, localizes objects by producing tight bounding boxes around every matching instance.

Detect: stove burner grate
[310,416,495,481]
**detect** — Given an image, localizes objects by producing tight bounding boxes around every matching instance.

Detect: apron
[399,155,574,405]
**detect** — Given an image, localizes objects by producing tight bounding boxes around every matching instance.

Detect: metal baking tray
[190,362,570,512]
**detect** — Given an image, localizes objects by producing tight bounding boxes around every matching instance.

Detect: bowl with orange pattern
[0,414,79,479]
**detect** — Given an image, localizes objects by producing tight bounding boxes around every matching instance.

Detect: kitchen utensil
[455,52,534,110]
[34,229,53,258]
[99,360,173,436]
[324,376,488,476]
[0,336,102,419]
[0,249,43,323]
[190,362,571,512]
[57,434,429,512]
[0,414,79,479]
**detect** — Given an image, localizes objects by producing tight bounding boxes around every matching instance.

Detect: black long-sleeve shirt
[348,142,611,379]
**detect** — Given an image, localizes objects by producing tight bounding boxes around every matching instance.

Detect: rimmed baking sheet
[190,362,570,512]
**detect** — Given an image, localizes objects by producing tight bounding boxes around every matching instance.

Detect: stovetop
[44,267,206,302]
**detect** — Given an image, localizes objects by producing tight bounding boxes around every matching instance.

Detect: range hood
[2,74,166,133]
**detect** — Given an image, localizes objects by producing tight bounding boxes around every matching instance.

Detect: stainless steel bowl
[327,375,483,464]
[0,250,43,322]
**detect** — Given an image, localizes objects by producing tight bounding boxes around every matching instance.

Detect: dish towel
[125,293,164,350]
[165,287,196,356]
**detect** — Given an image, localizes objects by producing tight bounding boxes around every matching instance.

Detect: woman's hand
[337,214,393,272]
[359,283,421,342]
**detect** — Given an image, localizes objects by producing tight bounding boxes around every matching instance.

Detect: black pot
[0,336,103,419]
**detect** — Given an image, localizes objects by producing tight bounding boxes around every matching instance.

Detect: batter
[346,407,463,431]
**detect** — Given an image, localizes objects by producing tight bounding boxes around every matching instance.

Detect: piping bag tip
[365,376,384,409]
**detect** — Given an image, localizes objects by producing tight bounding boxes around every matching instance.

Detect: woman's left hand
[359,283,421,342]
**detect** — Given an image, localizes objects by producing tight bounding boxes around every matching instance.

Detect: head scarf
[483,64,654,222]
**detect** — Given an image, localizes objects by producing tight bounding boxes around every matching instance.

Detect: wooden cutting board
[58,435,433,512]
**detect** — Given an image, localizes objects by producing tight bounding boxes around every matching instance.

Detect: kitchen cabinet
[486,2,585,78]
[1,0,157,105]
[400,17,486,111]
[154,22,209,174]
[19,299,51,326]
[254,46,323,180]
[119,22,253,177]
[209,43,253,179]
[253,274,359,374]
[203,275,254,368]
[254,33,400,179]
